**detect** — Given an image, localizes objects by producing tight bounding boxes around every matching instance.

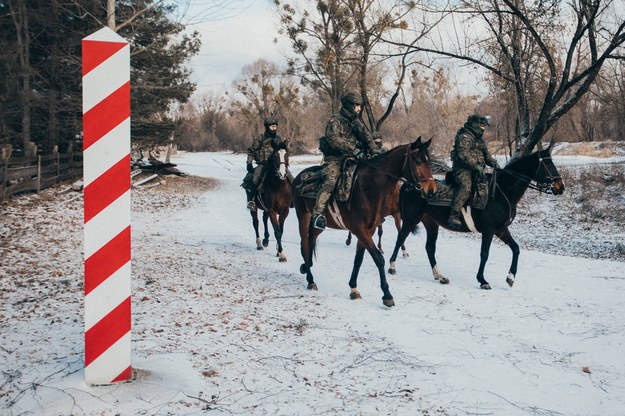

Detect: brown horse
[387,142,565,289]
[292,137,436,307]
[249,141,292,261]
[345,181,408,256]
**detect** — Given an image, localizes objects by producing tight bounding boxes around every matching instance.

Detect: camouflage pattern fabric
[449,125,497,212]
[430,174,489,209]
[451,127,498,172]
[246,132,285,165]
[312,159,342,217]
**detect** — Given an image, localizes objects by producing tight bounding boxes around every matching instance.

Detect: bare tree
[388,0,625,155]
[230,59,305,150]
[275,0,440,135]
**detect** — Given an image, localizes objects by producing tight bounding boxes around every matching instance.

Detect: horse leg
[262,211,270,247]
[268,210,286,262]
[250,209,263,250]
[496,227,520,287]
[424,220,449,284]
[297,210,317,290]
[276,208,290,262]
[346,232,352,246]
[393,213,408,257]
[359,235,395,307]
[387,221,414,275]
[348,243,366,300]
[377,224,384,253]
[476,230,495,290]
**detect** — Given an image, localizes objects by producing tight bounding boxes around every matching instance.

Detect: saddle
[427,171,492,210]
[296,159,360,203]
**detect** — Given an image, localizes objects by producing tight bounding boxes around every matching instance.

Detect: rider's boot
[246,188,256,210]
[447,210,462,229]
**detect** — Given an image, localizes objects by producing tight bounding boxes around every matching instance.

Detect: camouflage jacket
[322,109,380,160]
[246,133,285,165]
[451,127,498,171]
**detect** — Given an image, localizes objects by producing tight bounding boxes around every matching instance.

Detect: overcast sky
[182,0,289,99]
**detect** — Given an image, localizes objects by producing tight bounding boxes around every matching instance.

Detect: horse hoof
[506,273,515,287]
[383,298,395,307]
[307,283,318,290]
[402,252,409,258]
[439,277,450,285]
[262,240,269,247]
[345,239,351,246]
[349,291,362,300]
[279,256,287,263]
[388,268,396,275]
[480,283,492,290]
[256,246,263,251]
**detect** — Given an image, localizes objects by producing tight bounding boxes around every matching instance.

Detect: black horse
[248,141,292,262]
[388,142,565,289]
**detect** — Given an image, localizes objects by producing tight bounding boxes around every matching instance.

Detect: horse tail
[410,224,420,235]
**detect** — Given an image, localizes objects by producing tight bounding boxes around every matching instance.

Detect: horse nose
[553,180,565,195]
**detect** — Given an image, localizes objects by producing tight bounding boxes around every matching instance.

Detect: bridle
[497,154,561,195]
[400,145,434,191]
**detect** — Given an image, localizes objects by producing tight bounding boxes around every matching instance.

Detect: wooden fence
[1,151,83,201]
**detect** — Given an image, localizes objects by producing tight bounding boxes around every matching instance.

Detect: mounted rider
[243,117,288,210]
[312,92,381,230]
[447,114,500,229]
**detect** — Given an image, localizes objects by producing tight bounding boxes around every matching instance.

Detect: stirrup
[312,215,326,230]
[247,201,256,210]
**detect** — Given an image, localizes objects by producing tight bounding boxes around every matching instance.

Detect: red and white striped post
[82,27,132,385]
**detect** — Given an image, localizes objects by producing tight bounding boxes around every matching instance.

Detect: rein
[362,145,431,190]
[497,155,560,195]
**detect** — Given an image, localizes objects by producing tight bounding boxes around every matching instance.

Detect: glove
[352,148,364,160]
[246,163,254,173]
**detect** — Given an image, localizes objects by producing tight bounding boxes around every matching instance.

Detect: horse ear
[411,136,422,149]
[424,138,432,148]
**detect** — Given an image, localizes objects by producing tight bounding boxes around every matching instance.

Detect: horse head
[535,141,565,195]
[405,137,437,198]
[270,139,289,180]
[505,140,565,195]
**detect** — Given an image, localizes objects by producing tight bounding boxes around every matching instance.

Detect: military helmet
[467,114,491,126]
[263,117,279,128]
[341,92,363,108]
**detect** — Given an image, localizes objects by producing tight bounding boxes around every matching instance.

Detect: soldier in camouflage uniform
[244,117,287,210]
[447,114,500,228]
[312,92,381,229]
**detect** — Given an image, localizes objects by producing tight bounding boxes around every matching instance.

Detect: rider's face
[268,124,278,132]
[354,104,362,114]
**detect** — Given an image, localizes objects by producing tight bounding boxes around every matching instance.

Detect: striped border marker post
[82,27,132,385]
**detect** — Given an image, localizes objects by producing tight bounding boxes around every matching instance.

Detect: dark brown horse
[292,138,436,307]
[249,141,292,262]
[345,181,408,256]
[388,142,565,289]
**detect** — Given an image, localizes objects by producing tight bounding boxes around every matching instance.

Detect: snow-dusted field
[1,150,624,415]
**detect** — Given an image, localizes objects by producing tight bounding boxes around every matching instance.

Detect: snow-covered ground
[1,150,624,415]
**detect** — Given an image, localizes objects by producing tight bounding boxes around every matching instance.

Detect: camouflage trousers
[450,168,473,213]
[312,159,342,217]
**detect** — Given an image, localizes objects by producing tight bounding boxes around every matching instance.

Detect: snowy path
[1,151,623,415]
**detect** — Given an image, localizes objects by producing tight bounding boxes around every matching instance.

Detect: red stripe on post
[82,40,127,76]
[84,226,131,295]
[85,297,131,366]
[83,82,131,150]
[112,366,132,383]
[83,155,131,223]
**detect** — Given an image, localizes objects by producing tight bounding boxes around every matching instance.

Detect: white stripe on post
[82,26,132,385]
